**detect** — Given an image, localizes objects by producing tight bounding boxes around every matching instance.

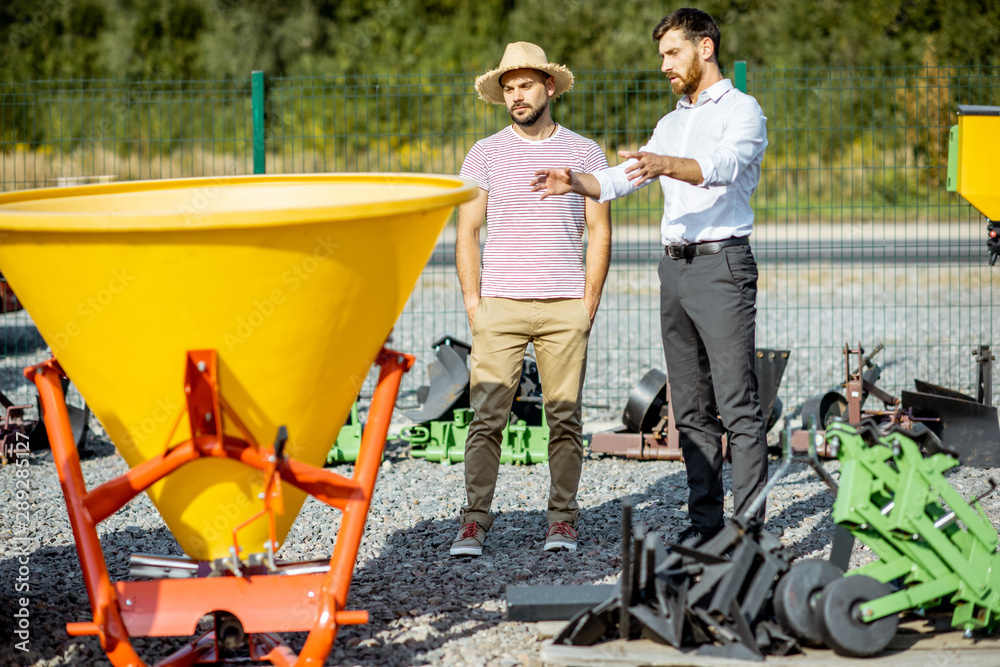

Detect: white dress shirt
[593,79,768,245]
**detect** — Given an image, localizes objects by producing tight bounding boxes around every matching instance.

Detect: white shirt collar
[677,79,735,109]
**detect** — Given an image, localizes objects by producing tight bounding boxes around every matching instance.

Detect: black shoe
[676,524,722,546]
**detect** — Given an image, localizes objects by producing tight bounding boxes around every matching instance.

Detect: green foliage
[2,0,998,219]
[1,0,999,83]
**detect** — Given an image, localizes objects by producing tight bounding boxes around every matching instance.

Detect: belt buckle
[667,244,685,260]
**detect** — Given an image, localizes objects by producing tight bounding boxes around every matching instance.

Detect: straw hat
[474,42,574,105]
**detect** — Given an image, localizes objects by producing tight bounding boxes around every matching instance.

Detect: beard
[507,98,549,127]
[670,52,703,97]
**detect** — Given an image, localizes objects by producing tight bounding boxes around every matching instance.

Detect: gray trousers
[658,244,768,533]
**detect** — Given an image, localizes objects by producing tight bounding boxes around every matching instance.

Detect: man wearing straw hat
[533,8,769,546]
[451,42,611,556]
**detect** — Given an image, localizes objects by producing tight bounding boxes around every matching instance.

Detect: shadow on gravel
[320,465,697,666]
[0,446,843,666]
[78,432,117,460]
[145,470,842,665]
[0,527,190,667]
[759,461,842,557]
[17,424,116,465]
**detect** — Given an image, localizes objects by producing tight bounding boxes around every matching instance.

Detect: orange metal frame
[28,347,414,667]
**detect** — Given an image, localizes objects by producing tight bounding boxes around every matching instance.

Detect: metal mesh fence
[1,65,997,421]
[750,64,999,417]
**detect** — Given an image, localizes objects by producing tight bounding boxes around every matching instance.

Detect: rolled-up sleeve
[695,98,767,188]
[593,161,638,203]
[592,131,660,203]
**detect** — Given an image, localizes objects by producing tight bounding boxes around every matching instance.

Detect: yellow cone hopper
[949,105,1000,221]
[0,173,474,558]
[0,173,477,666]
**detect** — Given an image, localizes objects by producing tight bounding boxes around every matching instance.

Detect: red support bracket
[29,347,414,667]
[184,350,223,441]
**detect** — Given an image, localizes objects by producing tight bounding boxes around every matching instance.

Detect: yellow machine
[0,173,477,666]
[948,105,1000,264]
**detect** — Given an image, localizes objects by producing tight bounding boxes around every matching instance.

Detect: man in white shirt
[532,8,769,544]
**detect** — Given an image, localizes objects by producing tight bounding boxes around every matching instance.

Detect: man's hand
[456,188,487,332]
[620,150,669,187]
[620,150,705,186]
[531,167,575,199]
[464,294,480,330]
[584,296,599,323]
[531,168,602,200]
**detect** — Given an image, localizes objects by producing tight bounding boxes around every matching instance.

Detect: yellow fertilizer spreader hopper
[948,105,1000,264]
[0,174,477,666]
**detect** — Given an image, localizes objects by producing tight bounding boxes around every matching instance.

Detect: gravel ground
[3,411,1000,667]
[0,259,997,666]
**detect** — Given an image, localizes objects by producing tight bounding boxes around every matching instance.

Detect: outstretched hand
[620,150,668,187]
[531,167,575,200]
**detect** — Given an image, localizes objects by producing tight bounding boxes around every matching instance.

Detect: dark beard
[672,54,703,97]
[508,99,549,127]
[678,68,702,96]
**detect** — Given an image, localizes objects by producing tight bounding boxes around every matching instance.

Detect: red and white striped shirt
[460,125,609,299]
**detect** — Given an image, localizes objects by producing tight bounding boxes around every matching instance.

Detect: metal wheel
[622,369,667,433]
[799,390,847,429]
[773,558,843,646]
[817,575,898,657]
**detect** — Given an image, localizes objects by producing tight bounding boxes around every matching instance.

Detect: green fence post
[251,71,265,174]
[734,61,747,93]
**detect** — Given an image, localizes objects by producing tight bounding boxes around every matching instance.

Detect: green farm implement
[777,419,1000,656]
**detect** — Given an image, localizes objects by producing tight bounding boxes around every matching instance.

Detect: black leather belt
[664,236,749,260]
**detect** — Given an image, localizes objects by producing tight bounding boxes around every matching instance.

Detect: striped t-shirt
[459,125,609,299]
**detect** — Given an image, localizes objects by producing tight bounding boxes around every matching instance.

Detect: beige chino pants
[461,296,591,531]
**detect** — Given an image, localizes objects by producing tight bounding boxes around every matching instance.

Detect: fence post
[735,61,747,93]
[251,71,265,174]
